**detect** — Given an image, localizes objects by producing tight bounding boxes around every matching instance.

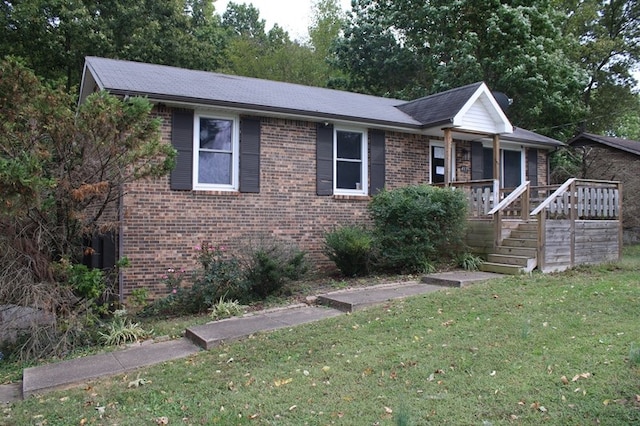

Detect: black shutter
[239,117,261,193]
[369,130,385,195]
[471,141,484,181]
[527,148,538,186]
[316,123,334,196]
[170,110,194,190]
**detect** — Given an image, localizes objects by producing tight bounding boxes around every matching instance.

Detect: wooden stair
[480,222,538,274]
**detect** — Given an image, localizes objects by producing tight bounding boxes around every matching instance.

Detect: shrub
[187,244,247,312]
[64,263,105,300]
[456,252,484,271]
[240,237,308,299]
[98,310,151,346]
[324,225,373,276]
[368,185,468,273]
[209,297,244,320]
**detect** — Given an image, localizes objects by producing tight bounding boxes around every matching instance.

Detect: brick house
[79,57,564,299]
[568,132,640,244]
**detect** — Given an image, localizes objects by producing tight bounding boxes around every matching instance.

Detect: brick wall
[118,107,552,298]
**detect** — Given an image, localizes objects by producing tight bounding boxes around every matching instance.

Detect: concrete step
[185,306,342,350]
[501,237,537,248]
[479,262,525,275]
[494,246,537,258]
[421,271,504,288]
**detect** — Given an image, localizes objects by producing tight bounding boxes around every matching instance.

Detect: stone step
[479,262,525,275]
[494,246,537,257]
[501,237,537,248]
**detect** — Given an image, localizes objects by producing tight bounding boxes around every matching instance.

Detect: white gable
[453,83,513,134]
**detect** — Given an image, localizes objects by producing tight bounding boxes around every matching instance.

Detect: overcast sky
[214,0,352,41]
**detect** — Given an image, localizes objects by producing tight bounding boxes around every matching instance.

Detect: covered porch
[418,84,623,273]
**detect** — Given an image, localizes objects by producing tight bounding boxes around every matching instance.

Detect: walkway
[1,271,502,403]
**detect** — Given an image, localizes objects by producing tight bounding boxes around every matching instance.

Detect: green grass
[2,246,640,425]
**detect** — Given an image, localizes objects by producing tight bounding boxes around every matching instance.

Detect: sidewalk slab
[186,305,342,350]
[422,271,504,287]
[112,338,200,370]
[317,281,443,312]
[23,338,199,397]
[0,382,21,404]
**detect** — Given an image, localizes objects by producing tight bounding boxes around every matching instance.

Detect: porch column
[444,128,453,186]
[492,134,500,205]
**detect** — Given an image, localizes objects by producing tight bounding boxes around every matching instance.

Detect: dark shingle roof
[395,82,484,127]
[505,127,565,148]
[568,132,640,156]
[82,56,422,128]
[81,57,563,148]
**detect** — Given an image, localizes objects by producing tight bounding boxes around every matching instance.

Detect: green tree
[0,57,175,286]
[220,2,326,85]
[333,0,587,139]
[307,0,347,86]
[0,0,228,90]
[556,0,640,136]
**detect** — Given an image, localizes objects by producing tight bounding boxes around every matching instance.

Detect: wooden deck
[453,179,622,273]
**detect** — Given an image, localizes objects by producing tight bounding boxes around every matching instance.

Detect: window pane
[337,131,362,159]
[337,161,362,189]
[199,152,232,184]
[433,146,445,159]
[200,118,232,151]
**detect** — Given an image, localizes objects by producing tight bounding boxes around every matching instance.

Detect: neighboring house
[79,57,564,299]
[568,132,640,244]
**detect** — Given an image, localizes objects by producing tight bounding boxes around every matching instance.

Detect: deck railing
[447,179,499,218]
[488,181,530,245]
[530,178,622,271]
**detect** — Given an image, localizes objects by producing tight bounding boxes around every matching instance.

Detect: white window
[334,128,368,194]
[193,113,239,190]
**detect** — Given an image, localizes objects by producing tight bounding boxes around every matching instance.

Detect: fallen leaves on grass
[274,378,293,387]
[571,372,591,382]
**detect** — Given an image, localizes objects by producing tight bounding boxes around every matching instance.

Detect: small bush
[240,237,308,299]
[98,310,151,346]
[368,185,468,273]
[456,253,484,271]
[209,297,244,320]
[64,263,105,300]
[324,225,373,276]
[187,244,247,312]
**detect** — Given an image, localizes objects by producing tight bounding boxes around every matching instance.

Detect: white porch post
[492,134,500,204]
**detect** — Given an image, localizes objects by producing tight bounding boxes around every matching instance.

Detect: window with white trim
[335,128,367,194]
[193,113,239,190]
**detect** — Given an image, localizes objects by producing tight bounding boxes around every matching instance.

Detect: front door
[478,147,522,188]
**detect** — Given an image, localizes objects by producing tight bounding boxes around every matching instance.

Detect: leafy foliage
[98,311,151,346]
[0,58,174,360]
[323,225,374,277]
[558,0,640,137]
[333,0,587,139]
[209,297,244,321]
[239,237,308,299]
[187,244,247,312]
[368,185,468,273]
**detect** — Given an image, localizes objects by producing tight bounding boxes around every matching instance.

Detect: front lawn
[3,246,640,425]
